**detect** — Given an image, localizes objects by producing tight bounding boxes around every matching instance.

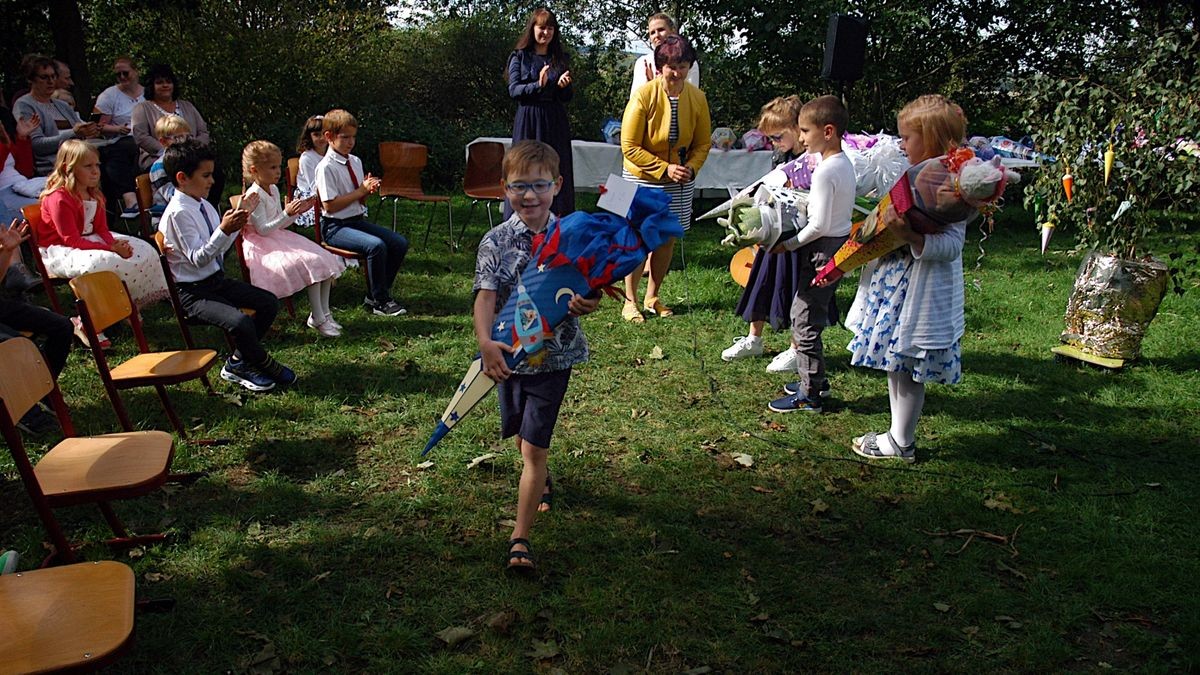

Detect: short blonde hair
[757,95,802,133]
[502,140,559,182]
[322,109,358,135]
[241,140,282,183]
[897,95,967,157]
[154,114,191,138]
[40,139,103,203]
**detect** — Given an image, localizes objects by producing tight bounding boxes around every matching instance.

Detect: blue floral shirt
[473,213,588,374]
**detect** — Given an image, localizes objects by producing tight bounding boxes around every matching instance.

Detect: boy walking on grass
[768,95,856,413]
[474,140,599,573]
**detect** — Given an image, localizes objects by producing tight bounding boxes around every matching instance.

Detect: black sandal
[506,538,535,572]
[539,475,553,512]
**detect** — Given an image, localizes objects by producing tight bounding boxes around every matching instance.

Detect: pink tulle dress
[241,182,344,298]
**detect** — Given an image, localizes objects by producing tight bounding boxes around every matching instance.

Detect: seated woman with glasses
[11,55,99,176]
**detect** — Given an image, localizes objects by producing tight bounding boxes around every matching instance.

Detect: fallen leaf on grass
[649,345,665,360]
[730,453,754,468]
[222,393,244,407]
[527,639,560,660]
[824,477,854,495]
[994,615,1023,629]
[467,453,498,469]
[810,498,830,516]
[434,626,475,647]
[761,420,786,432]
[247,522,262,537]
[486,610,516,633]
[961,625,980,640]
[309,571,332,583]
[983,491,1034,514]
[497,518,518,529]
[416,460,434,470]
[751,485,773,494]
[933,602,951,613]
[762,626,792,643]
[144,572,172,583]
[749,612,771,623]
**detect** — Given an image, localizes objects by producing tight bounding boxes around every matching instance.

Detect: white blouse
[246,182,298,235]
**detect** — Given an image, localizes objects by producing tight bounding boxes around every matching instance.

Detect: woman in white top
[629,13,700,98]
[92,57,145,218]
[240,140,345,337]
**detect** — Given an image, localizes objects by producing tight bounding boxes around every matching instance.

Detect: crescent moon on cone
[555,288,574,305]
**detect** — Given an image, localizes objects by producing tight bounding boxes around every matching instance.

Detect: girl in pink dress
[240,140,345,337]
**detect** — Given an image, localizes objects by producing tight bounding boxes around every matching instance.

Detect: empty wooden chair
[0,337,174,564]
[461,140,506,246]
[378,141,453,247]
[132,172,158,239]
[70,270,218,438]
[286,156,300,202]
[0,560,137,671]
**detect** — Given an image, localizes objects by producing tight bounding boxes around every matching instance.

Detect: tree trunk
[48,0,92,112]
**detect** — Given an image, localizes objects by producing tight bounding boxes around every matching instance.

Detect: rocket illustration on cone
[421,175,684,456]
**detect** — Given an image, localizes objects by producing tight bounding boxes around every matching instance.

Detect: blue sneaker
[782,381,832,398]
[768,392,823,413]
[259,356,297,387]
[220,357,276,392]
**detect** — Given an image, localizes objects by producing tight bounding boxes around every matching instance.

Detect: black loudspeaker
[821,14,867,82]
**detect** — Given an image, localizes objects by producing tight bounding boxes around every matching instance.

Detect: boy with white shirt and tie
[159,139,294,393]
[314,109,409,317]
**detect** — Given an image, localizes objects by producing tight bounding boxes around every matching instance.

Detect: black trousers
[0,297,73,378]
[176,272,278,365]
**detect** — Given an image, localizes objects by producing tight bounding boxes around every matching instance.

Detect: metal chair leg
[390,198,398,231]
[422,203,435,249]
[446,201,455,251]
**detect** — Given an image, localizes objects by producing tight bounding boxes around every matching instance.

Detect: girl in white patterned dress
[36,140,167,345]
[843,95,970,463]
[240,140,345,337]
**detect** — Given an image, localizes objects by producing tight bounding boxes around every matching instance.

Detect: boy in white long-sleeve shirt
[159,139,293,393]
[768,95,856,413]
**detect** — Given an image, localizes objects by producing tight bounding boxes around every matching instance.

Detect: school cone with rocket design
[422,176,684,455]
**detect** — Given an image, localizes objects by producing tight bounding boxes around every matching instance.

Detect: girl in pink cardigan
[37,140,167,343]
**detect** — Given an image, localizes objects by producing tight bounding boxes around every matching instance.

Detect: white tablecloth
[468,137,776,195]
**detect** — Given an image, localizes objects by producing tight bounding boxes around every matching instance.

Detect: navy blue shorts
[498,369,572,449]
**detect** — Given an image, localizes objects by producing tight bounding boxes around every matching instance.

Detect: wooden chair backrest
[286,157,300,200]
[464,141,505,193]
[69,271,133,333]
[135,173,154,211]
[378,141,428,193]
[153,231,167,254]
[0,338,54,424]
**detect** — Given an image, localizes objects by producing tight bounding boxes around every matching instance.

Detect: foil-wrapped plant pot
[1060,251,1169,361]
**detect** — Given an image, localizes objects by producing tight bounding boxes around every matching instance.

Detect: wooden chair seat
[35,430,174,501]
[107,349,218,387]
[379,187,449,202]
[319,243,365,259]
[0,560,136,672]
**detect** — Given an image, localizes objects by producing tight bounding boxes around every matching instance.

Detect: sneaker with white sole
[766,347,798,373]
[366,298,407,316]
[307,314,341,337]
[220,357,276,392]
[783,381,831,398]
[721,335,763,361]
[767,392,823,413]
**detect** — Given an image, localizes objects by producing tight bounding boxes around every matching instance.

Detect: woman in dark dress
[506,7,575,216]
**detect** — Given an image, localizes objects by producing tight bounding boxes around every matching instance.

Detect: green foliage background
[2,0,1197,196]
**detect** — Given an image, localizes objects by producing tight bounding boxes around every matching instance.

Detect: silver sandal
[852,431,916,464]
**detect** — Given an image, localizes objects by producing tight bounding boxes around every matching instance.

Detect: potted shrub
[1020,26,1200,367]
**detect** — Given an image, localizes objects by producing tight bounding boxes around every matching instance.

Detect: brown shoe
[622,302,645,323]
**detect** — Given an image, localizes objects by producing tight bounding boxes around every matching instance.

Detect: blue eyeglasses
[504,180,555,195]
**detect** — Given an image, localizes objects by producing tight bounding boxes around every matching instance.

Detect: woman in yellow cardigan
[620,35,711,322]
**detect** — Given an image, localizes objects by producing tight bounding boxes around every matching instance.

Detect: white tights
[887,371,926,448]
[305,279,334,323]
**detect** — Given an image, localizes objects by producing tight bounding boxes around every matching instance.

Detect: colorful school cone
[422,357,496,456]
[1062,161,1074,202]
[1040,220,1055,254]
[1104,143,1115,185]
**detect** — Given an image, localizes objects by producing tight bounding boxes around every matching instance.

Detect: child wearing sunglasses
[473,140,599,573]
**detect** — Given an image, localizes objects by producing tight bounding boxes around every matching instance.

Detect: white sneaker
[721,335,763,361]
[766,347,798,373]
[307,314,341,337]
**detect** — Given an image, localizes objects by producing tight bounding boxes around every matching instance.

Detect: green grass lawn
[3,195,1199,672]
